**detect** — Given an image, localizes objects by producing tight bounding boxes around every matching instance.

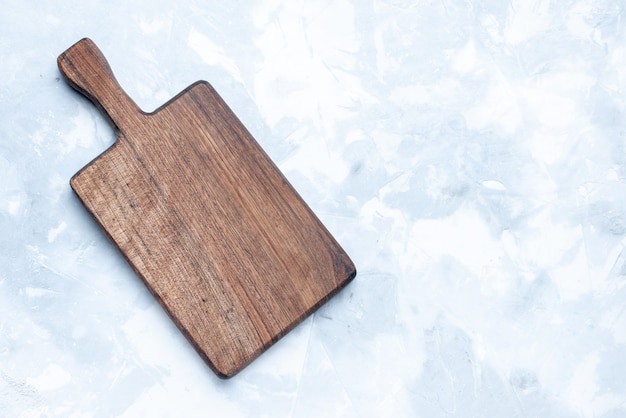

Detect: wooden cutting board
[58,38,356,378]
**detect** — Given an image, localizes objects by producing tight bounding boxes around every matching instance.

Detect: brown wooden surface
[57,38,356,378]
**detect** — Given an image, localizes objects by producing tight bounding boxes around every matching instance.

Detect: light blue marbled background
[1,1,626,417]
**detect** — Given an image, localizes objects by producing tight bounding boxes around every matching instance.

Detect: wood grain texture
[58,38,356,378]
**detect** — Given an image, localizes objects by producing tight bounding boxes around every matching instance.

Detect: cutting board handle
[58,38,142,132]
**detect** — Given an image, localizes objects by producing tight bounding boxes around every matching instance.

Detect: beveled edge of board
[218,260,357,378]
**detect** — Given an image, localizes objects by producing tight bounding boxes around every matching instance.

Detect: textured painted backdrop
[1,1,626,417]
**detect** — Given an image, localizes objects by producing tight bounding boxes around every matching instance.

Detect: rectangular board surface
[58,38,356,378]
